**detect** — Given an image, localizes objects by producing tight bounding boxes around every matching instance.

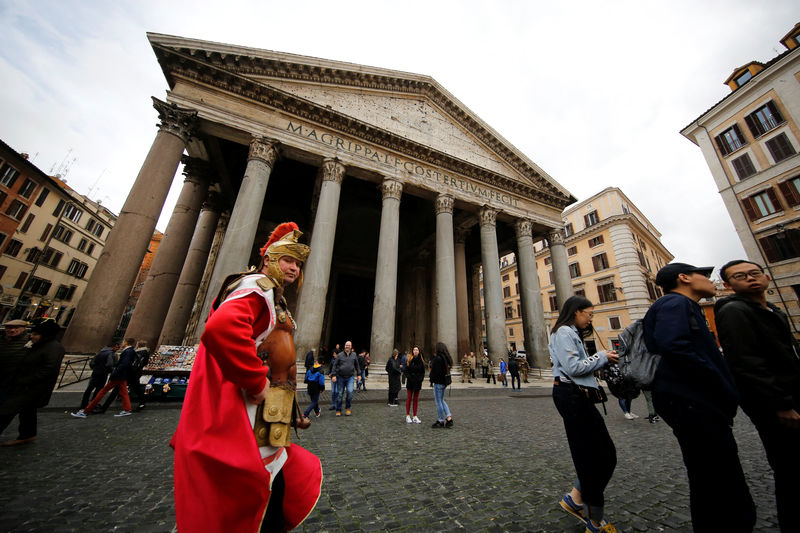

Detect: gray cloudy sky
[1,1,798,274]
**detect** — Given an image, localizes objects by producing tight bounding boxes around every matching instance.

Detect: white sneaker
[406,415,412,424]
[412,416,421,424]
[70,410,87,419]
[624,412,635,420]
[114,410,132,417]
[630,412,639,419]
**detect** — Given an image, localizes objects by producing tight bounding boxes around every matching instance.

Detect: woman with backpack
[549,296,619,533]
[429,342,454,428]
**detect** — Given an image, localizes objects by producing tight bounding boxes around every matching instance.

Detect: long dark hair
[435,342,453,367]
[550,295,595,339]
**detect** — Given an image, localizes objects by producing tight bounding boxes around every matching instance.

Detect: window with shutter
[748,188,782,218]
[731,154,757,179]
[745,101,784,137]
[715,124,747,156]
[778,177,800,207]
[765,133,797,163]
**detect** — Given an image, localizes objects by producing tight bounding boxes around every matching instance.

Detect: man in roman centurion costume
[171,222,322,533]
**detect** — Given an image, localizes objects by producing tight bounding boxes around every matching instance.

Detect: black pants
[510,372,521,389]
[553,381,616,520]
[0,405,37,439]
[654,391,755,532]
[486,374,495,384]
[388,376,401,404]
[748,409,800,533]
[261,470,286,533]
[80,374,109,409]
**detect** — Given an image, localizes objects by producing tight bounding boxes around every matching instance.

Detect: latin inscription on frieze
[286,121,520,208]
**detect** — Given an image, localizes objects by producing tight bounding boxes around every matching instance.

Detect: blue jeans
[329,379,339,409]
[433,383,451,421]
[335,376,355,411]
[304,391,320,417]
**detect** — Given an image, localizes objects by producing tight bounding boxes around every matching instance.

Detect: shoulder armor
[256,276,276,292]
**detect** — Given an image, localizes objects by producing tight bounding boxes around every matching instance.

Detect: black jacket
[111,346,136,381]
[404,356,426,391]
[715,295,800,415]
[0,337,65,414]
[643,293,739,421]
[90,347,113,380]
[429,353,451,385]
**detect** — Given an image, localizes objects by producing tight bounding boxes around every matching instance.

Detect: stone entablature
[148,33,574,211]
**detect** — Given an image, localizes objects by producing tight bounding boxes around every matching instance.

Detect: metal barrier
[57,356,92,389]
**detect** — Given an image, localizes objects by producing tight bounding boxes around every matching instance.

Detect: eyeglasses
[728,270,764,281]
[580,309,594,319]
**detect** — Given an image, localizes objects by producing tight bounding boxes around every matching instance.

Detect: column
[125,156,211,349]
[548,228,574,308]
[479,206,506,363]
[369,178,403,366]
[183,211,229,345]
[454,227,471,359]
[199,136,279,327]
[294,158,346,358]
[62,97,196,353]
[435,194,458,355]
[412,253,428,350]
[470,264,484,354]
[516,219,548,368]
[159,195,221,346]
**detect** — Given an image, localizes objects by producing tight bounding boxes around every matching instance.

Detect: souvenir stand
[139,345,198,400]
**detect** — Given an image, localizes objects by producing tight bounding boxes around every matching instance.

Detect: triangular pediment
[148,33,574,208]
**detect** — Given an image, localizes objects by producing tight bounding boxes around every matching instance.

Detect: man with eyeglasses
[643,262,755,532]
[715,260,800,532]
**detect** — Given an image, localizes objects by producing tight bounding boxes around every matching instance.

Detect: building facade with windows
[487,187,673,357]
[0,139,117,325]
[681,22,800,333]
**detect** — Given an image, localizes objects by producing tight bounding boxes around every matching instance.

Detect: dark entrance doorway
[329,272,374,353]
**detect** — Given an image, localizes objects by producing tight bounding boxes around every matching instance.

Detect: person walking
[72,338,136,418]
[480,353,489,378]
[386,349,402,406]
[0,318,65,446]
[302,361,325,419]
[328,350,339,411]
[509,356,521,390]
[486,358,496,384]
[331,341,361,416]
[100,340,151,412]
[498,357,507,386]
[404,346,425,424]
[550,296,619,533]
[430,342,454,428]
[78,344,116,410]
[0,319,31,406]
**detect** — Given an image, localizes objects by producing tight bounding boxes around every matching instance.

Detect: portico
[62,33,576,368]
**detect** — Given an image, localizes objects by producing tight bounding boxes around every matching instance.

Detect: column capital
[515,219,533,239]
[548,228,567,246]
[380,177,403,201]
[435,194,454,215]
[319,157,346,184]
[152,97,197,144]
[479,205,497,227]
[454,226,471,244]
[181,156,212,185]
[248,136,279,167]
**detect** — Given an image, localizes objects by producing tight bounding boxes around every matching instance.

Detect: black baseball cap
[655,263,714,288]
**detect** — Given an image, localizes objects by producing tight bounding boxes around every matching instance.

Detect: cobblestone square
[0,383,779,532]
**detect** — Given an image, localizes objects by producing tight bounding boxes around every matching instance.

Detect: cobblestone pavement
[0,381,779,532]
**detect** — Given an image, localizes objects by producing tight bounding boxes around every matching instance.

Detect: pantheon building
[61,33,577,368]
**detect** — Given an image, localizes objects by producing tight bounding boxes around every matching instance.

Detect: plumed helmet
[259,222,310,286]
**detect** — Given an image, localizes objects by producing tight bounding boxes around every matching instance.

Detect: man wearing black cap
[715,260,799,532]
[643,263,755,532]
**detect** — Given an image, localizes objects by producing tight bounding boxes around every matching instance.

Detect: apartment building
[681,22,800,332]
[490,187,673,355]
[0,140,116,325]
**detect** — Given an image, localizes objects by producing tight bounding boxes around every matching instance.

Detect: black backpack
[617,320,661,391]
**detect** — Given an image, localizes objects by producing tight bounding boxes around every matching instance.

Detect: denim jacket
[549,325,609,388]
